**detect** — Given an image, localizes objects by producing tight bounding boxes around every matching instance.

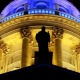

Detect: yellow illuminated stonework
[0,14,80,74]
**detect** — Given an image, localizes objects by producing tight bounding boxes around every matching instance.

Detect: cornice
[0,14,80,38]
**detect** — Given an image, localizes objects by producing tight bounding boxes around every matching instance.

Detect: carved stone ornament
[20,27,31,38]
[0,39,9,54]
[52,27,64,38]
[20,27,33,43]
[75,43,80,53]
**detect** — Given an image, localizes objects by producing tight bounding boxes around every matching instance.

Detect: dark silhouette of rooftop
[0,64,80,80]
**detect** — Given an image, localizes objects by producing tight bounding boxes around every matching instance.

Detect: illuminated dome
[1,0,80,18]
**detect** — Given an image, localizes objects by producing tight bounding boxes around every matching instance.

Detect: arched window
[36,2,48,9]
[15,6,24,12]
[59,5,67,12]
[59,8,66,12]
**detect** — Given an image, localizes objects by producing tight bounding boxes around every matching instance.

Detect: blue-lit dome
[1,0,80,18]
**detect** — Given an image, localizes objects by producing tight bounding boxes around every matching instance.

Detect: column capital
[20,27,31,38]
[0,38,9,54]
[52,27,64,39]
[20,27,33,43]
[75,43,80,54]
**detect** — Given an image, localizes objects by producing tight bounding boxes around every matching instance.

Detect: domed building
[0,0,80,74]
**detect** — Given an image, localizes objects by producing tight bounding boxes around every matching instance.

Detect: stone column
[52,27,64,67]
[75,44,80,72]
[20,27,32,68]
[0,38,10,73]
[72,54,78,72]
[0,49,2,72]
[0,39,4,67]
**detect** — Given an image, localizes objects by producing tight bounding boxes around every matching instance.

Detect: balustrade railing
[1,9,80,23]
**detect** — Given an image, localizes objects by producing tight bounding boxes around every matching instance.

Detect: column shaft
[73,55,78,72]
[4,55,8,73]
[0,49,2,73]
[21,37,30,68]
[52,27,63,67]
[53,38,62,67]
[20,27,32,68]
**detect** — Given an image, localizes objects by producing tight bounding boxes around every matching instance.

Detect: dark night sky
[0,0,80,13]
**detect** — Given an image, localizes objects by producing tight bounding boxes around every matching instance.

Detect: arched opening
[36,2,48,9]
[15,6,24,12]
[59,5,67,12]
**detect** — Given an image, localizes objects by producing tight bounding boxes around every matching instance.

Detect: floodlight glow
[1,0,80,18]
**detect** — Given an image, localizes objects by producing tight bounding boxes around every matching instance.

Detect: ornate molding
[75,43,80,54]
[0,38,10,54]
[20,27,33,43]
[20,27,31,38]
[0,14,80,37]
[71,43,80,55]
[52,27,64,38]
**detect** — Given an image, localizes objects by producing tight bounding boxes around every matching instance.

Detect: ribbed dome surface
[1,0,80,18]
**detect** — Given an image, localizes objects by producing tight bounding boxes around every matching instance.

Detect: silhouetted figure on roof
[35,26,52,64]
[36,26,50,53]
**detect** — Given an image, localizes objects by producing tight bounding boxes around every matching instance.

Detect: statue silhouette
[36,26,50,53]
[35,26,52,64]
